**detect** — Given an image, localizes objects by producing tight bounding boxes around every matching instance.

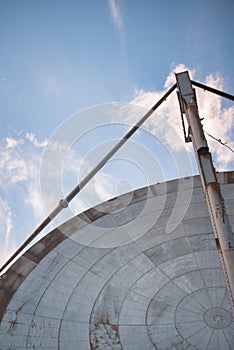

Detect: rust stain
[90,312,120,350]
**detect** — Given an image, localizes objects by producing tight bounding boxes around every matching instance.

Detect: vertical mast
[176,71,234,310]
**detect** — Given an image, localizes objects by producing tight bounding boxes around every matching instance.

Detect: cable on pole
[204,130,234,153]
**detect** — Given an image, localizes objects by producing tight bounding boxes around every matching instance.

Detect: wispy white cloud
[45,75,61,96]
[0,199,16,266]
[108,0,123,33]
[197,73,234,169]
[0,133,49,190]
[5,137,24,149]
[0,133,49,266]
[25,132,48,148]
[37,72,63,97]
[0,130,118,267]
[0,142,29,186]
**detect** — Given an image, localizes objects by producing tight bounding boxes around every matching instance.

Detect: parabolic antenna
[0,172,233,349]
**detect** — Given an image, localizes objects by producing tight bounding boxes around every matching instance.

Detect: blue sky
[0,0,234,269]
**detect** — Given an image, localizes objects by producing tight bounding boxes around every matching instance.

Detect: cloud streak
[0,199,15,265]
[108,0,123,33]
[0,133,48,267]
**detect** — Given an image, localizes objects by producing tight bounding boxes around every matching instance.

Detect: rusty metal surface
[0,172,234,349]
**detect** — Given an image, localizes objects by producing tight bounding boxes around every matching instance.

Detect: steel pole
[176,71,234,310]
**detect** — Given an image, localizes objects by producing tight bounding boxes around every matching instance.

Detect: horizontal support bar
[191,80,234,102]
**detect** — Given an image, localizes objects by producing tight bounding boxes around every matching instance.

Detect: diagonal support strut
[0,84,177,275]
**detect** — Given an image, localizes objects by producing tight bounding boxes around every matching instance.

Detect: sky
[0,0,234,270]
